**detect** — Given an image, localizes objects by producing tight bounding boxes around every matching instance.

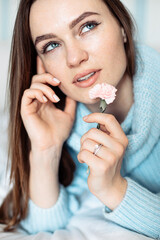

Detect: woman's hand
[77,113,128,210]
[20,57,77,207]
[21,56,77,152]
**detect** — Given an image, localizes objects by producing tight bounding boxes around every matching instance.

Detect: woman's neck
[85,74,134,124]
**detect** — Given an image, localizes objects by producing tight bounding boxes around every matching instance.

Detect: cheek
[101,28,126,62]
[99,30,127,80]
[42,56,67,80]
[43,59,74,96]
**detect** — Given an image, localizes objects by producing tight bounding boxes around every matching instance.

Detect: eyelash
[41,41,60,54]
[80,20,101,34]
[41,20,101,54]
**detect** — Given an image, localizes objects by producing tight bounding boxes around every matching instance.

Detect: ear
[37,56,46,74]
[121,27,127,43]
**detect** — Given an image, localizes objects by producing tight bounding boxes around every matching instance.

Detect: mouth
[73,69,101,88]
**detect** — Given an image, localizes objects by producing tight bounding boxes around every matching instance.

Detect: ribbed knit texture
[20,44,160,238]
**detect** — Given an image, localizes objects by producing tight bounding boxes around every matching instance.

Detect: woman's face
[30,0,127,104]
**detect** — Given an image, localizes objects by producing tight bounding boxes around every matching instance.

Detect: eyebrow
[69,11,100,29]
[35,33,57,46]
[34,11,100,46]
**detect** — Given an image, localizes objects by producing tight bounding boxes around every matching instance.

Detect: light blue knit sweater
[20,44,160,239]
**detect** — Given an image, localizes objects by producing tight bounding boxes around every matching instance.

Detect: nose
[65,40,89,68]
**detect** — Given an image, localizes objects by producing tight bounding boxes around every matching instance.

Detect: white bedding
[0,204,153,240]
[0,112,153,240]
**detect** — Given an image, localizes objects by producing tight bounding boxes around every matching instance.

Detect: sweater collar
[121,44,160,174]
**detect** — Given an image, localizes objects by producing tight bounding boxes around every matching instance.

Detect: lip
[73,69,101,88]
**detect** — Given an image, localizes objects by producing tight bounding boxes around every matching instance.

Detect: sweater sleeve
[19,184,80,234]
[103,177,160,239]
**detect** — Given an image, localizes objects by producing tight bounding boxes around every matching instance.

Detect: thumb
[64,96,77,121]
[37,56,46,74]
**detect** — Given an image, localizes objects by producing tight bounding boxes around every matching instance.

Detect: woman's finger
[64,97,77,121]
[78,149,100,165]
[83,113,128,145]
[81,127,125,152]
[32,73,61,86]
[30,82,60,103]
[35,56,61,86]
[21,88,48,107]
[37,56,46,75]
[80,138,113,159]
[77,149,116,174]
[81,132,124,159]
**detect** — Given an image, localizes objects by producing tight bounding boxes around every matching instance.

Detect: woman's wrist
[30,143,63,172]
[29,144,63,208]
[98,177,128,211]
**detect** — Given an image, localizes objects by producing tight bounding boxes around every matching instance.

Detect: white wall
[0,0,160,111]
[0,42,10,111]
[121,0,160,51]
[0,0,18,112]
[145,0,160,51]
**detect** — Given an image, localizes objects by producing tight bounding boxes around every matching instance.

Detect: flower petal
[89,83,117,105]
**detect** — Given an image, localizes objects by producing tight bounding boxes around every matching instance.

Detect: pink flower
[89,83,117,104]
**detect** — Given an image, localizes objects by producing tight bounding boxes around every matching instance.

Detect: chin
[79,98,100,105]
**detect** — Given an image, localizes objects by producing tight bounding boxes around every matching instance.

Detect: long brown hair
[0,0,135,231]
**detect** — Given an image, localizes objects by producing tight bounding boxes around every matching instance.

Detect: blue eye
[42,42,60,54]
[81,21,100,34]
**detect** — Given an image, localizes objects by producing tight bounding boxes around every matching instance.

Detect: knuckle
[117,143,125,156]
[107,114,115,123]
[31,75,39,83]
[80,149,87,158]
[82,139,88,149]
[30,82,37,89]
[82,139,92,149]
[81,128,97,144]
[77,150,86,162]
[88,128,97,136]
[124,137,129,147]
[107,153,116,166]
[23,89,29,96]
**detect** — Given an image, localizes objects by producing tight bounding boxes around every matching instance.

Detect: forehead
[30,0,105,16]
[29,0,108,38]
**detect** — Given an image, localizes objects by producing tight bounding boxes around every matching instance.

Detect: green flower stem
[97,99,107,129]
[97,123,100,129]
[100,99,107,113]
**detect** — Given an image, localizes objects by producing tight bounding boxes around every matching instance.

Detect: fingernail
[53,78,60,83]
[53,94,60,102]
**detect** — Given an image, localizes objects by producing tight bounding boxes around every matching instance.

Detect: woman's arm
[19,57,77,234]
[103,177,160,239]
[79,113,160,239]
[19,147,80,234]
[19,185,77,234]
[103,140,160,239]
[29,146,61,208]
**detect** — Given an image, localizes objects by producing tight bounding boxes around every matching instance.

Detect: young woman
[0,0,160,238]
